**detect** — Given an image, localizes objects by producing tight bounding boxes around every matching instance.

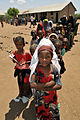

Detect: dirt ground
[0,21,80,120]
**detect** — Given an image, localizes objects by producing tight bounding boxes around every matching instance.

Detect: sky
[0,0,80,13]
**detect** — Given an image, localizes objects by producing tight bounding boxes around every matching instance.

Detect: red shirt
[13,50,32,70]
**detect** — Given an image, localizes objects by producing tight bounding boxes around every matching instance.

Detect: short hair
[13,36,25,46]
[31,30,36,36]
[53,39,63,46]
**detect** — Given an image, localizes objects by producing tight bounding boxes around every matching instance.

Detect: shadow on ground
[5,99,36,120]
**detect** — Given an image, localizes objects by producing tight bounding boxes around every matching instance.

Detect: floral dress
[34,64,61,120]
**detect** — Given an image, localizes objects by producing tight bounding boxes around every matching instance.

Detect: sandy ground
[0,21,80,120]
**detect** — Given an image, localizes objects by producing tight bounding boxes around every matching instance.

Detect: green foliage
[7,8,19,17]
[0,16,3,19]
[75,14,80,19]
[4,13,12,19]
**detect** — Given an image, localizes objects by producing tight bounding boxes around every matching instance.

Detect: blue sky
[0,0,80,13]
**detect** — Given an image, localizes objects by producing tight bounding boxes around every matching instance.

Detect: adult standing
[29,15,34,28]
[43,19,49,32]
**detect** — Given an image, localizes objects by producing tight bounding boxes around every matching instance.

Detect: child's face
[32,32,37,38]
[38,31,43,39]
[63,38,68,46]
[38,50,52,67]
[15,40,24,51]
[46,29,51,36]
[54,43,62,55]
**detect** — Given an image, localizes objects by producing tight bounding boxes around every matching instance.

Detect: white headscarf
[48,20,53,29]
[29,38,61,82]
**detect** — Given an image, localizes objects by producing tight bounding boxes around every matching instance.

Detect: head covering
[36,22,45,37]
[43,19,48,22]
[38,45,53,54]
[49,33,58,40]
[48,20,53,29]
[29,38,61,82]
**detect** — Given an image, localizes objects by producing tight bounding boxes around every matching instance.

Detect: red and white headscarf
[29,38,61,82]
[38,45,53,54]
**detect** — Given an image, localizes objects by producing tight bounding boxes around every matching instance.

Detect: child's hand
[20,61,31,66]
[30,82,37,88]
[44,81,55,88]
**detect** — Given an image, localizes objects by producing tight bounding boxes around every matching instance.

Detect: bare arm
[30,74,56,91]
[43,84,62,91]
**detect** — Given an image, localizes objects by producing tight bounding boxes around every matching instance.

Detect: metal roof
[22,2,76,14]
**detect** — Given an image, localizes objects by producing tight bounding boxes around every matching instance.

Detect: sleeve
[30,65,39,83]
[13,51,16,56]
[27,53,32,61]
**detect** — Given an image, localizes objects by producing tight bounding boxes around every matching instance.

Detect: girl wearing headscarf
[48,20,53,29]
[29,38,62,120]
[36,22,45,37]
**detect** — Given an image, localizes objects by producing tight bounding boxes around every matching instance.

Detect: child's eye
[46,56,51,59]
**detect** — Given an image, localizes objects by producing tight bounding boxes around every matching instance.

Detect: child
[53,39,66,75]
[36,22,45,37]
[30,38,62,120]
[30,30,38,45]
[30,44,38,56]
[49,33,58,44]
[12,36,32,103]
[61,37,68,55]
[37,30,44,44]
[46,28,52,39]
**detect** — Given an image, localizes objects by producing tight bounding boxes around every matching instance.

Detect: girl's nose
[43,58,46,61]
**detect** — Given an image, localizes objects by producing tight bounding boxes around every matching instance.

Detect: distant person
[29,15,34,28]
[45,28,52,39]
[37,30,44,44]
[24,17,27,25]
[43,19,49,32]
[1,19,4,28]
[48,20,53,29]
[10,36,32,103]
[30,30,38,45]
[36,22,45,37]
[60,15,68,26]
[10,18,13,25]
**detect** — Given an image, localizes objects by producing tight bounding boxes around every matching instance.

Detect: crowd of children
[10,15,78,120]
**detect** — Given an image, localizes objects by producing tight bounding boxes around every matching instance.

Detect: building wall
[47,12,56,22]
[18,3,76,23]
[59,3,75,20]
[37,3,76,23]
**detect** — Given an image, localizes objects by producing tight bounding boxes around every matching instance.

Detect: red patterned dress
[34,64,61,120]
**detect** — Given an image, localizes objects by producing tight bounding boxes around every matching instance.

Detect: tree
[75,13,80,19]
[7,8,19,18]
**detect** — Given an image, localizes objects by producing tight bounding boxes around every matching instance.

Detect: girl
[30,44,38,56]
[37,30,44,44]
[12,36,32,103]
[30,30,38,45]
[36,22,45,37]
[52,39,66,75]
[30,38,62,120]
